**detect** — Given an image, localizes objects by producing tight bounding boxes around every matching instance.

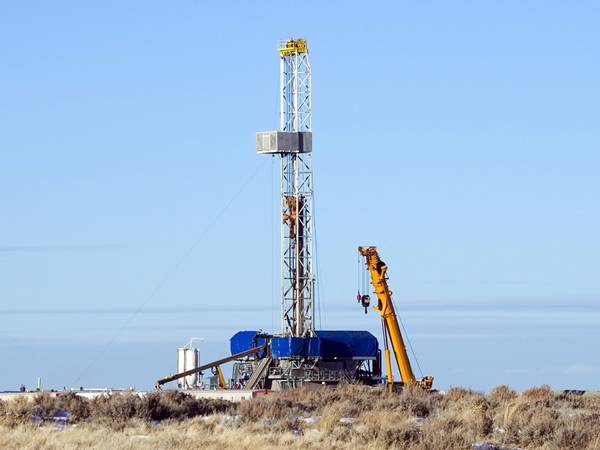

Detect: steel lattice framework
[278,39,314,336]
[256,39,314,337]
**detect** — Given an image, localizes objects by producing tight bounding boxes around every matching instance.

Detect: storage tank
[176,346,199,389]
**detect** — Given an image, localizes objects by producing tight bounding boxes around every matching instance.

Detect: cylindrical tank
[176,347,199,389]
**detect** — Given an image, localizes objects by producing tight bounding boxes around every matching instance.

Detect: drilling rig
[157,39,383,391]
[228,39,381,390]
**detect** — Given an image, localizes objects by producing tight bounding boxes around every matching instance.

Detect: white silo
[176,338,202,389]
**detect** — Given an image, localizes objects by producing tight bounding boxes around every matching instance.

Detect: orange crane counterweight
[358,246,433,390]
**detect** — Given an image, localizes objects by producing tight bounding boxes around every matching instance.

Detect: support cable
[313,186,323,330]
[357,252,361,295]
[397,315,424,379]
[271,156,276,333]
[71,158,269,386]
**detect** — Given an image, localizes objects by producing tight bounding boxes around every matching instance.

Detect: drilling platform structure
[155,38,381,392]
[258,38,315,338]
[227,38,381,390]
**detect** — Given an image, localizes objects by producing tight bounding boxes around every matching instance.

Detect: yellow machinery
[214,366,227,389]
[358,246,433,390]
[278,38,308,56]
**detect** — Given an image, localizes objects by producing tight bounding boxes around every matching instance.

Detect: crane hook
[356,291,370,313]
[361,294,370,314]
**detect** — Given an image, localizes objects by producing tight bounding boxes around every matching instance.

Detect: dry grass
[1,385,600,449]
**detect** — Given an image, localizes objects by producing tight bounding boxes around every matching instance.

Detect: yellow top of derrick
[279,38,308,56]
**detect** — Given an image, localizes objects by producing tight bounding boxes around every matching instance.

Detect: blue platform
[230,330,378,360]
[229,331,268,358]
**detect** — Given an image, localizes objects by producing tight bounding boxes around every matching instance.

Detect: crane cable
[313,174,324,330]
[357,252,361,295]
[397,314,424,379]
[314,226,323,330]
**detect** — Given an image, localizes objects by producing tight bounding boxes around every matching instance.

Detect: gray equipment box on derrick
[256,131,312,154]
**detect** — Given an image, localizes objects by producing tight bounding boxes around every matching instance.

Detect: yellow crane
[358,246,433,390]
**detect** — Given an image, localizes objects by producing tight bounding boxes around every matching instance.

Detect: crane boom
[358,246,433,390]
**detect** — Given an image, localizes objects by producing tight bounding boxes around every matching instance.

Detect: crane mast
[359,246,433,390]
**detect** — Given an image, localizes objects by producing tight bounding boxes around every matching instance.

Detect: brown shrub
[519,413,556,447]
[139,391,232,420]
[471,413,493,437]
[521,384,553,400]
[31,392,57,418]
[457,396,493,438]
[276,382,375,414]
[2,397,31,426]
[351,409,422,449]
[446,386,480,402]
[441,417,464,433]
[90,393,142,425]
[378,424,421,448]
[489,385,517,403]
[236,396,300,423]
[88,391,234,424]
[554,423,593,450]
[55,392,91,421]
[235,383,378,426]
[2,384,600,449]
[317,400,355,432]
[398,385,432,418]
[0,391,234,429]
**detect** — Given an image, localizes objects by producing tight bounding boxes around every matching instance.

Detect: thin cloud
[0,244,119,253]
[0,306,273,315]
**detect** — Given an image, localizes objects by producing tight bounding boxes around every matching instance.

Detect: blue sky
[1,1,599,391]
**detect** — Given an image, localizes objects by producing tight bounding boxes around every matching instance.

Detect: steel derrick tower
[256,38,314,337]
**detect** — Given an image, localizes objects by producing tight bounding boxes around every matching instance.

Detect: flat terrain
[1,384,598,449]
